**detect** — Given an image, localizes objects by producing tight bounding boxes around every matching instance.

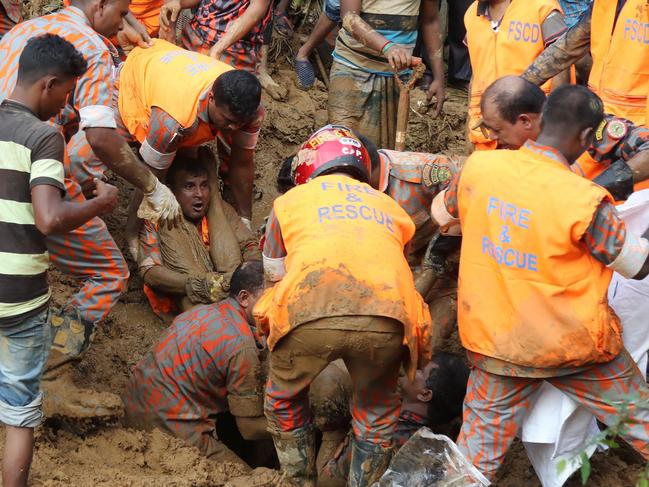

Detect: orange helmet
[291,125,371,185]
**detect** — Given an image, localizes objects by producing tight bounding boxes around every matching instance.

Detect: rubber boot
[347,439,394,487]
[271,425,317,486]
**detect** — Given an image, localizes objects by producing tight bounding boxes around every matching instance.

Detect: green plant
[557,395,649,486]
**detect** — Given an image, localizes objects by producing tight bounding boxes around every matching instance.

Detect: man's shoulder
[0,105,60,150]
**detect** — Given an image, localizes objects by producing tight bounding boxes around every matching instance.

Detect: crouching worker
[431,85,649,481]
[122,261,268,467]
[0,34,119,487]
[255,125,432,486]
[139,156,260,318]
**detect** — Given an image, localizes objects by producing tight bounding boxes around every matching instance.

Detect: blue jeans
[0,308,51,427]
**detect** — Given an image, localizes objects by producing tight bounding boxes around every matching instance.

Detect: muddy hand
[385,44,413,72]
[426,78,445,118]
[160,0,181,30]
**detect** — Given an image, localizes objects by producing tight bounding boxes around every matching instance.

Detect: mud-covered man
[256,125,432,486]
[139,156,260,319]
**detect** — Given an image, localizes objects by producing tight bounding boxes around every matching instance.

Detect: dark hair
[212,70,261,123]
[17,34,87,86]
[277,156,296,194]
[166,156,208,190]
[229,260,264,298]
[482,76,546,124]
[541,84,604,135]
[425,353,470,426]
[355,133,381,173]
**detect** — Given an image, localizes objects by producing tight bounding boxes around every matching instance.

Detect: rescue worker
[523,0,648,127]
[123,261,268,466]
[115,39,263,244]
[464,0,569,150]
[139,156,260,319]
[0,0,181,369]
[522,0,649,192]
[319,353,470,484]
[276,138,462,343]
[431,84,649,481]
[255,125,432,486]
[482,76,649,200]
[159,0,271,73]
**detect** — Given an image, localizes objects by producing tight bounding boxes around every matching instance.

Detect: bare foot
[259,70,288,101]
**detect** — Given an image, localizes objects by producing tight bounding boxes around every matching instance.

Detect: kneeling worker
[256,125,432,486]
[431,85,649,481]
[139,156,260,318]
[123,261,268,466]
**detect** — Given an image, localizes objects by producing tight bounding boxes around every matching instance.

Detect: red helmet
[291,125,371,185]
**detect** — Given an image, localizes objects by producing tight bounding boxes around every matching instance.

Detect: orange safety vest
[457,147,622,368]
[253,174,432,379]
[117,39,233,147]
[129,0,163,37]
[464,0,560,149]
[589,0,649,126]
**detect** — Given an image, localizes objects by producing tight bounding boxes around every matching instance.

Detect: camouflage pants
[457,349,649,480]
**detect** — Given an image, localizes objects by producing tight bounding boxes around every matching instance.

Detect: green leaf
[580,454,592,485]
[636,477,648,487]
[557,459,567,475]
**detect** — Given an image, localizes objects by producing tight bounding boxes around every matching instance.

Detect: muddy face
[170,171,210,223]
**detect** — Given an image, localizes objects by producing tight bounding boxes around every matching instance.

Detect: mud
[0,64,644,486]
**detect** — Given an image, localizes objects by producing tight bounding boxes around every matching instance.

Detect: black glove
[593,159,634,201]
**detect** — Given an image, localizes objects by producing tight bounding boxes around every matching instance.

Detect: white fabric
[0,392,43,428]
[521,189,649,487]
[263,254,286,282]
[79,105,117,130]
[431,190,462,236]
[607,231,649,279]
[139,139,176,170]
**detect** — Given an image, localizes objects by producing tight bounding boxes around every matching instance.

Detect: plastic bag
[376,427,490,487]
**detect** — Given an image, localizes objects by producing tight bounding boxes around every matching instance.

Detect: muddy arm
[142,265,188,295]
[522,10,592,86]
[235,416,270,441]
[204,151,243,272]
[86,128,157,193]
[227,146,254,219]
[340,0,389,53]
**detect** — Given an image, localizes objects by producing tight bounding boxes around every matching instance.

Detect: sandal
[295,58,316,90]
[274,11,294,38]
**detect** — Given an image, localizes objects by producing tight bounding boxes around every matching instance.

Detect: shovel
[394,57,426,151]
